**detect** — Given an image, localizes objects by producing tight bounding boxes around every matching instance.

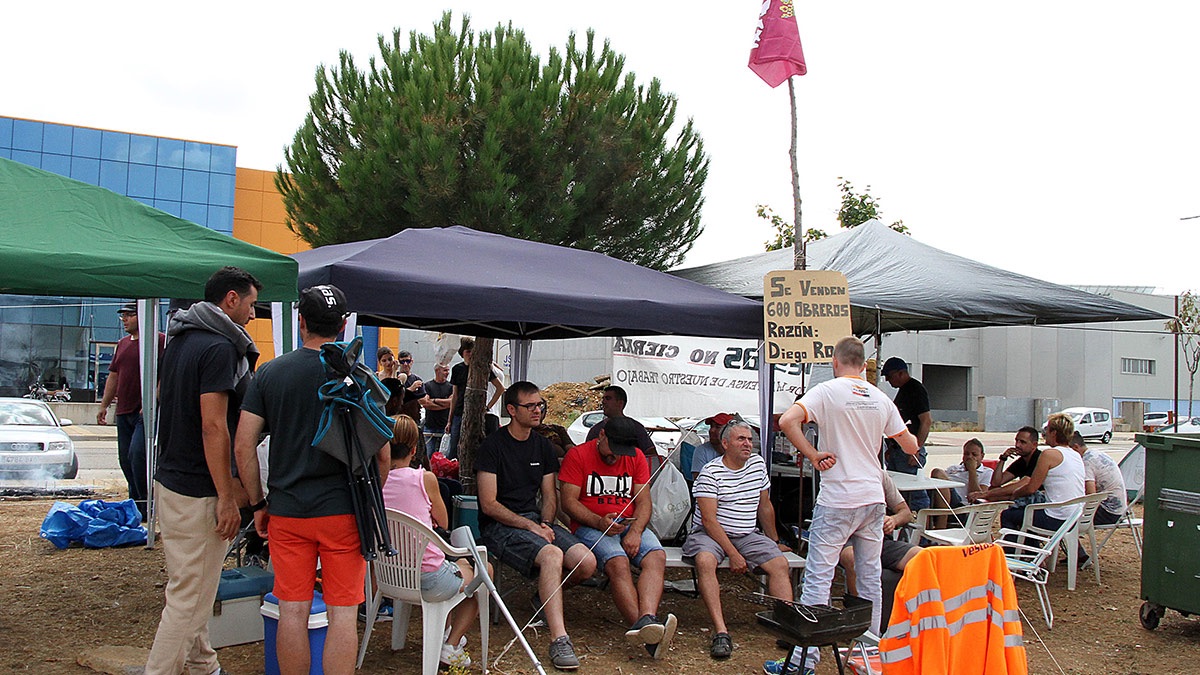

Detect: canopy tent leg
[509,339,532,382]
[140,298,160,548]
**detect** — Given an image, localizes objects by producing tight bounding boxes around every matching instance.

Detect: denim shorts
[481,515,583,579]
[421,560,463,602]
[574,525,663,567]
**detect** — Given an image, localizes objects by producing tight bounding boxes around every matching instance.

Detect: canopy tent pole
[758,343,775,465]
[271,301,298,357]
[140,298,160,548]
[510,338,533,381]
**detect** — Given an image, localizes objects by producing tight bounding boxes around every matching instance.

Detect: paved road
[923,430,1137,469]
[2,425,1142,495]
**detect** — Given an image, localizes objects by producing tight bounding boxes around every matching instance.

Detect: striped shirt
[690,453,770,536]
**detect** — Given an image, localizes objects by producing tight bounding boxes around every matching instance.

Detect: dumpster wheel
[1140,601,1163,630]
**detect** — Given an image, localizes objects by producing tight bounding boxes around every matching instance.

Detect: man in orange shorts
[235,285,389,675]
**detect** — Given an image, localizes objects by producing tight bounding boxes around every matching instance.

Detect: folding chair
[1091,485,1144,562]
[1019,493,1106,590]
[357,509,490,673]
[997,501,1084,630]
[910,500,1013,547]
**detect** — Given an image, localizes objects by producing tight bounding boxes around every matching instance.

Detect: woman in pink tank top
[381,416,492,669]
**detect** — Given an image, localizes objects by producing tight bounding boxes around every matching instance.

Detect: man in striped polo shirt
[683,419,791,660]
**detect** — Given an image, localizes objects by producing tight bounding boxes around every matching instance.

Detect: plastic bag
[430,451,460,480]
[648,460,691,541]
[439,432,451,456]
[39,499,147,549]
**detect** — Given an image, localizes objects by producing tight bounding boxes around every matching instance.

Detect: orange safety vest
[879,544,1027,675]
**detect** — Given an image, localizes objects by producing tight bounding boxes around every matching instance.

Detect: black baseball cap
[602,416,641,457]
[117,302,137,315]
[297,285,348,324]
[881,357,908,376]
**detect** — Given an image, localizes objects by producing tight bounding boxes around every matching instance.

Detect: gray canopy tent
[673,219,1168,442]
[672,219,1165,333]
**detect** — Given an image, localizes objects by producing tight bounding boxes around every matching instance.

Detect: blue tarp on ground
[40,499,147,549]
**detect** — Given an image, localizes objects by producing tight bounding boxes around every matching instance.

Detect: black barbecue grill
[755,594,873,674]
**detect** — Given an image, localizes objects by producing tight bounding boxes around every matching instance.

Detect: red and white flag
[749,0,807,87]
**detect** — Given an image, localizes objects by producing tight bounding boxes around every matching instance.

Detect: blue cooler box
[261,591,329,675]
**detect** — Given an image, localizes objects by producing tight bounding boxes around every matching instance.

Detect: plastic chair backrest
[375,508,470,604]
[964,501,1011,542]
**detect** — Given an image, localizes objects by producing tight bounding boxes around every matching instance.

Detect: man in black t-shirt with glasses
[475,381,597,671]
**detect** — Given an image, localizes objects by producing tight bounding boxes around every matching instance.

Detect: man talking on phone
[559,416,678,658]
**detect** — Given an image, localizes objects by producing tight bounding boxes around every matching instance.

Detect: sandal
[710,631,733,659]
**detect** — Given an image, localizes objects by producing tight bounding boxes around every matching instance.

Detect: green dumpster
[1135,432,1200,629]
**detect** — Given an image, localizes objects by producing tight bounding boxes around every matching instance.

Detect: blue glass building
[0,115,238,398]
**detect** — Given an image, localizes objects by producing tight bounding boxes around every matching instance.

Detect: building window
[1121,358,1156,376]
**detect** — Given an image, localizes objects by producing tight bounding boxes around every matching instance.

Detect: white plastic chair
[357,509,490,673]
[1020,493,1107,590]
[910,500,1013,547]
[997,501,1085,629]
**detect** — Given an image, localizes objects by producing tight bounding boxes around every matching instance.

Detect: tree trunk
[456,336,494,494]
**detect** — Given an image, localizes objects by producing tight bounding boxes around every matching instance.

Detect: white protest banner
[611,335,815,419]
[763,270,852,364]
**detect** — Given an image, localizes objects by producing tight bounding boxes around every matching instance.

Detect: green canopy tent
[1,157,298,542]
[0,157,297,299]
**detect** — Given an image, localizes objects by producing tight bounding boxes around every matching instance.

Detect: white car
[1143,412,1171,430]
[566,410,682,458]
[1156,416,1200,434]
[0,397,78,478]
[1047,406,1113,444]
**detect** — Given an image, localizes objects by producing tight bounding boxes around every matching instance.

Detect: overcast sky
[4,1,1197,293]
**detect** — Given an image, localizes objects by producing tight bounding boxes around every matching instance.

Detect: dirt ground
[3,493,1200,675]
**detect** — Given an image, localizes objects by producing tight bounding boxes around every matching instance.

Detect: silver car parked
[0,397,78,479]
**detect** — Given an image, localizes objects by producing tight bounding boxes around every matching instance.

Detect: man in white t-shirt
[928,438,994,528]
[770,337,918,675]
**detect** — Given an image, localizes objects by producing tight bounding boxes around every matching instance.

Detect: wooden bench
[661,545,806,597]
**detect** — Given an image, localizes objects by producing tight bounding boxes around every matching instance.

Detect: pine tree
[278,13,708,271]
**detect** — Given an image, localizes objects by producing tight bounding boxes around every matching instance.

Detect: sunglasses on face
[398,359,413,364]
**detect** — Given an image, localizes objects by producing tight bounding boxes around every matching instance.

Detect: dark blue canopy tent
[291,226,763,341]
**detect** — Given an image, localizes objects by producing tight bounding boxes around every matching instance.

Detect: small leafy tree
[758,204,826,251]
[837,178,909,233]
[1167,290,1200,416]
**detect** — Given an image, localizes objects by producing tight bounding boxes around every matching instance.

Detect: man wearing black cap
[233,284,386,675]
[96,301,164,520]
[559,415,678,658]
[881,356,932,512]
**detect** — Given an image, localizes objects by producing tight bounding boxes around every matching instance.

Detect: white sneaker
[440,642,471,669]
[443,626,468,649]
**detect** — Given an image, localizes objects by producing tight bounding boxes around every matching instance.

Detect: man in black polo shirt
[475,381,596,671]
[421,362,453,457]
[969,426,1046,526]
[881,357,933,511]
[145,266,261,675]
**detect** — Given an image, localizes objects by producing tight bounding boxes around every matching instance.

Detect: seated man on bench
[559,416,678,659]
[683,419,791,660]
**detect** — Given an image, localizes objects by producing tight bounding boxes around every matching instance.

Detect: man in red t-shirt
[559,416,678,658]
[96,302,165,520]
